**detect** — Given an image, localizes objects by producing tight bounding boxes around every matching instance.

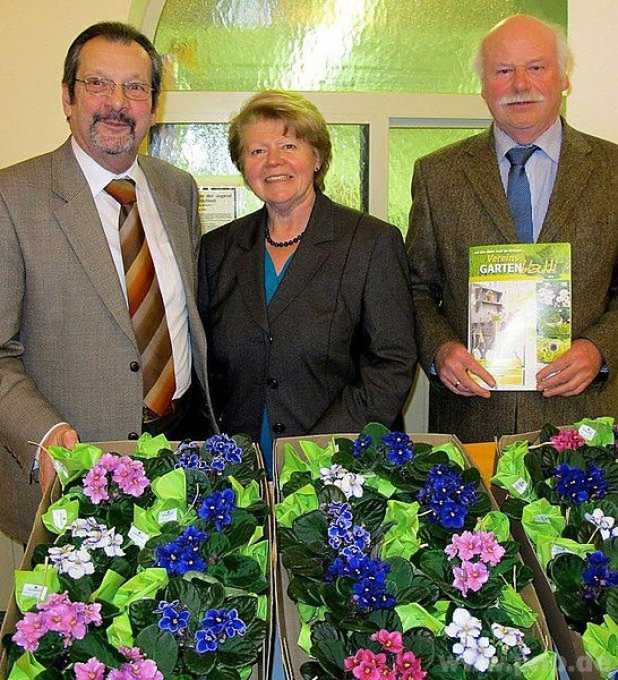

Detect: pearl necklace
[265,224,305,248]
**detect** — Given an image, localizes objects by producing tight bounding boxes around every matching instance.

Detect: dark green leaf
[292,510,328,548]
[312,639,346,677]
[225,596,258,625]
[165,579,203,618]
[184,648,216,675]
[69,629,123,667]
[128,598,159,630]
[134,623,179,676]
[225,510,258,552]
[217,636,261,666]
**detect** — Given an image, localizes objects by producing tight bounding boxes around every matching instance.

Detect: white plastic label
[512,478,528,494]
[158,508,178,524]
[128,525,149,549]
[534,514,550,524]
[22,584,47,600]
[578,425,596,441]
[53,461,68,476]
[52,509,68,530]
[551,545,573,558]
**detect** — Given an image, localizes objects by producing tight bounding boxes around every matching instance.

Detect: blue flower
[157,603,191,634]
[195,608,247,653]
[382,432,414,467]
[582,551,618,596]
[436,500,467,529]
[175,441,208,470]
[352,434,372,458]
[195,628,219,653]
[205,434,243,467]
[198,488,236,531]
[154,526,208,576]
[418,464,477,530]
[554,463,607,506]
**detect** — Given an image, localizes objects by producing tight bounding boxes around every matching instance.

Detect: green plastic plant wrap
[106,612,134,648]
[475,511,511,543]
[41,493,81,534]
[582,615,618,677]
[573,416,615,448]
[148,498,196,528]
[228,475,261,508]
[46,443,103,486]
[133,432,171,458]
[130,504,162,547]
[7,652,46,679]
[379,500,421,560]
[432,441,466,469]
[498,585,537,628]
[150,467,186,503]
[521,498,566,547]
[395,602,445,634]
[275,484,319,528]
[535,536,595,570]
[520,650,558,680]
[112,568,169,611]
[239,537,268,576]
[492,440,538,502]
[14,565,60,613]
[89,569,126,603]
[279,440,335,486]
[363,473,397,498]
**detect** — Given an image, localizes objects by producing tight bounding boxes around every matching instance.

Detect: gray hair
[473,15,573,83]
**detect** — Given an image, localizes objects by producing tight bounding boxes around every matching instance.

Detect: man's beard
[89,111,137,156]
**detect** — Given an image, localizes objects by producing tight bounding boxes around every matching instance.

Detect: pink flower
[370,629,404,654]
[83,603,102,626]
[113,458,148,497]
[74,657,106,680]
[345,650,387,680]
[550,429,586,453]
[396,651,427,680]
[452,560,489,596]
[120,646,145,662]
[129,659,164,680]
[478,532,506,566]
[445,531,482,561]
[83,465,110,504]
[38,592,71,610]
[99,453,120,471]
[12,612,47,652]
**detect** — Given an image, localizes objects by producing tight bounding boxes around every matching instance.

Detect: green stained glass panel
[388,126,486,236]
[154,0,566,94]
[150,122,367,219]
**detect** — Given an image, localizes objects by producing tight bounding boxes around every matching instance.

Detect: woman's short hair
[229,90,332,191]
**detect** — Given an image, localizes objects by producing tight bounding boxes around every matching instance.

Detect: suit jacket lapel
[539,121,593,243]
[463,128,517,242]
[267,192,334,324]
[51,139,135,346]
[236,209,269,333]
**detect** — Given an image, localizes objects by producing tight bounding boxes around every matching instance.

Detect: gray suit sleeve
[405,159,462,374]
[0,192,64,469]
[311,224,417,431]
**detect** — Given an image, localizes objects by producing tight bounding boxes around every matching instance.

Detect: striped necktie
[105,178,176,417]
[506,145,538,243]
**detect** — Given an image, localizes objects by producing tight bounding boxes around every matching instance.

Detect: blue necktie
[506,145,538,242]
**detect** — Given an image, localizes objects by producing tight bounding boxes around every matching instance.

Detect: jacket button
[128,432,139,440]
[268,335,273,343]
[268,378,278,389]
[272,422,286,434]
[129,361,140,372]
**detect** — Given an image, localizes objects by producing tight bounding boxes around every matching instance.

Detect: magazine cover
[468,242,571,390]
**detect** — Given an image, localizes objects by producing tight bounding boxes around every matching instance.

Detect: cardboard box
[494,431,602,680]
[0,440,274,680]
[273,432,556,680]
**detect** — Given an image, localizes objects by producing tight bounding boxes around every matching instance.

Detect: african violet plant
[2,433,270,680]
[493,416,618,677]
[275,423,556,679]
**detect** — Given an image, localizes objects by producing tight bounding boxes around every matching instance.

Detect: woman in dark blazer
[197,90,417,472]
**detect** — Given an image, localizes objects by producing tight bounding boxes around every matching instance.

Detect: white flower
[537,287,556,306]
[60,548,95,579]
[70,517,102,537]
[491,623,524,647]
[460,636,497,673]
[83,526,108,548]
[100,528,125,557]
[584,508,617,540]
[319,465,365,499]
[555,288,571,307]
[445,607,482,644]
[48,544,76,565]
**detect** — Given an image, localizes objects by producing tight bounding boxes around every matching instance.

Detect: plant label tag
[512,478,528,494]
[52,509,68,530]
[22,584,47,600]
[534,514,550,524]
[578,425,596,441]
[551,545,573,558]
[158,508,178,524]
[128,525,149,549]
[53,461,68,476]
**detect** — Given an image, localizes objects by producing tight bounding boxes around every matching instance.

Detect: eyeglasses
[75,77,152,101]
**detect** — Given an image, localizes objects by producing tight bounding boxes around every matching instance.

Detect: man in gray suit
[0,23,216,542]
[407,15,618,442]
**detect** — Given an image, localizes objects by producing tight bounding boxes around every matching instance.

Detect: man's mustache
[499,92,545,105]
[92,111,136,131]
